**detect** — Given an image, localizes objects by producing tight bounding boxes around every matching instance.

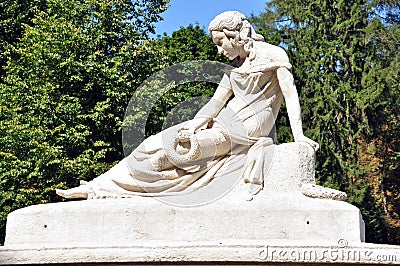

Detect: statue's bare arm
[277,67,319,151]
[180,74,232,132]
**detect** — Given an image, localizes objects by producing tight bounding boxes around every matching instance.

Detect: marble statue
[56,11,345,201]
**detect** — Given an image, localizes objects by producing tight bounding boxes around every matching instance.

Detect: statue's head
[208,11,264,60]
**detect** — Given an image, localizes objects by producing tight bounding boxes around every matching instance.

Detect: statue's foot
[56,185,92,199]
[301,183,347,201]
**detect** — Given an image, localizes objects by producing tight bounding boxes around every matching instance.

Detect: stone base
[4,191,364,246]
[1,241,400,265]
[1,189,371,265]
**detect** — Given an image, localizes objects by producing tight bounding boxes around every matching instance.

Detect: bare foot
[56,185,92,199]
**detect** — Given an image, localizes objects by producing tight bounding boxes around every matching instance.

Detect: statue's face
[211,31,239,60]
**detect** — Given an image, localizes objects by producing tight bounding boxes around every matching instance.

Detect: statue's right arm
[180,74,232,132]
[195,74,232,119]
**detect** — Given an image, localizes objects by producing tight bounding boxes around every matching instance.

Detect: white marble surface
[4,192,364,247]
[1,241,400,264]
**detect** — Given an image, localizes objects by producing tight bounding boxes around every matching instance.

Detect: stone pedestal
[1,143,398,265]
[4,193,364,248]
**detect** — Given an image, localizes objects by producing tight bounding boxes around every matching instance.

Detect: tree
[363,1,400,243]
[0,0,47,79]
[0,0,169,244]
[251,0,399,244]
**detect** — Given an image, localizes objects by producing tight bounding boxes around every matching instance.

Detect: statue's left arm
[277,67,319,151]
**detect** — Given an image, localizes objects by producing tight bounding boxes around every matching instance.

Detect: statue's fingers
[314,142,320,151]
[55,189,66,197]
[308,140,319,151]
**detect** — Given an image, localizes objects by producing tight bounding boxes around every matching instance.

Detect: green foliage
[249,8,281,46]
[156,24,222,62]
[0,0,47,78]
[365,12,400,244]
[0,0,169,244]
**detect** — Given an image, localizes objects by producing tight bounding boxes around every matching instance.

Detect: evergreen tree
[363,1,400,243]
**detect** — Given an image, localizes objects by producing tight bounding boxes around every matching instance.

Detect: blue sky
[153,0,267,37]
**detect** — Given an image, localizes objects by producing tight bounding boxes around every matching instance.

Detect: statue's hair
[208,11,264,61]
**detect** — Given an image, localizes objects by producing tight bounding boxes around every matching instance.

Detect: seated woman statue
[56,11,319,200]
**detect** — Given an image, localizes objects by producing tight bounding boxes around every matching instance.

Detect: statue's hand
[296,135,319,151]
[178,117,210,141]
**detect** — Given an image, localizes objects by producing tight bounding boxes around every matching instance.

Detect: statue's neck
[235,57,246,66]
[233,55,252,71]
